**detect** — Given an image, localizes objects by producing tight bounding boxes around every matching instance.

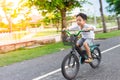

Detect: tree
[0,0,31,32]
[99,0,107,33]
[116,16,120,30]
[106,0,120,14]
[106,0,120,30]
[28,0,86,30]
[13,0,32,30]
[41,12,61,31]
[0,0,14,32]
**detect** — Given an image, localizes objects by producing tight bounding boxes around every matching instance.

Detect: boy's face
[76,16,86,27]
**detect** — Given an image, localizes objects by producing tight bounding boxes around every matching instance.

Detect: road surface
[0,37,120,80]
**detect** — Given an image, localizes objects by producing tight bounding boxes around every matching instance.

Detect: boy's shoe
[85,57,93,63]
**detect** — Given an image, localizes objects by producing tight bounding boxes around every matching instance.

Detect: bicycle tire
[89,47,101,69]
[61,53,80,80]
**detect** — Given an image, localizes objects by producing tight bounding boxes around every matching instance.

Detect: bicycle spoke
[61,54,79,79]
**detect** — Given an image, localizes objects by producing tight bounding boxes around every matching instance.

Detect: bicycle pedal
[80,57,85,64]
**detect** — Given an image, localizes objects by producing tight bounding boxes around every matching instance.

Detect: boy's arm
[83,25,96,31]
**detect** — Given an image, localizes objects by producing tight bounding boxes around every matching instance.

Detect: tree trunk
[4,11,12,33]
[60,8,67,30]
[99,0,107,33]
[60,8,68,42]
[2,0,12,33]
[117,17,120,30]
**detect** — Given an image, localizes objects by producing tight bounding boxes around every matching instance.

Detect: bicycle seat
[90,44,100,47]
[94,44,100,47]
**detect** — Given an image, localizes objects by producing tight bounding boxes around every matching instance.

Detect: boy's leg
[83,40,93,63]
[75,42,82,54]
[75,38,85,54]
[83,42,92,58]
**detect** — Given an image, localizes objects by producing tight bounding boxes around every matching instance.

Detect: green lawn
[33,31,60,37]
[96,30,120,39]
[0,42,70,66]
[0,30,120,67]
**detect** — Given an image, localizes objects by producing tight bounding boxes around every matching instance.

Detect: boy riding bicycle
[65,13,96,63]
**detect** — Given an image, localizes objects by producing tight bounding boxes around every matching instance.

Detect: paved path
[0,36,120,80]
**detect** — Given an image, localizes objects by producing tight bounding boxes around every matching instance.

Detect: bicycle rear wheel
[61,53,80,80]
[90,47,101,68]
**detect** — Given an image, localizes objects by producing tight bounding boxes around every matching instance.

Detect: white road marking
[32,44,120,80]
[32,68,61,80]
[101,44,120,54]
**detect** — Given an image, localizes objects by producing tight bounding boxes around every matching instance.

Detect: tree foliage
[106,0,120,30]
[28,0,83,11]
[28,0,87,29]
[106,0,120,15]
[0,0,32,32]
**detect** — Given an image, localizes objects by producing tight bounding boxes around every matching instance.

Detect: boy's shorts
[76,38,94,47]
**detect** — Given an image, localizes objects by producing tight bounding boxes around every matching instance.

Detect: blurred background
[0,0,119,47]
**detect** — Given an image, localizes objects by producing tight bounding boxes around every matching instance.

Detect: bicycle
[61,30,101,80]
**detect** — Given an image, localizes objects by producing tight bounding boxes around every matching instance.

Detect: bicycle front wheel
[61,53,80,80]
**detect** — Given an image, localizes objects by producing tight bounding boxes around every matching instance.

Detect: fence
[0,27,118,53]
[0,32,27,45]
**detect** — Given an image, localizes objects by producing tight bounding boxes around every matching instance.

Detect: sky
[71,0,112,16]
[6,0,19,8]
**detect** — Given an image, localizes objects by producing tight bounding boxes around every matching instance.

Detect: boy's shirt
[68,24,96,39]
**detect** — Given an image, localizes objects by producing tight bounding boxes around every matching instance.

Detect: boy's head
[76,13,87,27]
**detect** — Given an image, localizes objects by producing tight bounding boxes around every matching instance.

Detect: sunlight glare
[6,0,20,8]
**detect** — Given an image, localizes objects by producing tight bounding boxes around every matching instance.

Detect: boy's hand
[63,28,67,31]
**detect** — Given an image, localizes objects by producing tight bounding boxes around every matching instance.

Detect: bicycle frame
[64,30,84,57]
[63,30,100,59]
[64,30,83,49]
[61,30,101,80]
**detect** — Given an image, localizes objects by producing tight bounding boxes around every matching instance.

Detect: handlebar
[62,30,90,36]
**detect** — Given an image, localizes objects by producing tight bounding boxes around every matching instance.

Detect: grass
[0,30,120,67]
[96,22,116,28]
[33,31,60,37]
[13,32,29,40]
[96,30,120,39]
[0,42,70,67]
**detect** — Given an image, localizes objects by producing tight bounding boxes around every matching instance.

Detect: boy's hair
[76,13,87,20]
